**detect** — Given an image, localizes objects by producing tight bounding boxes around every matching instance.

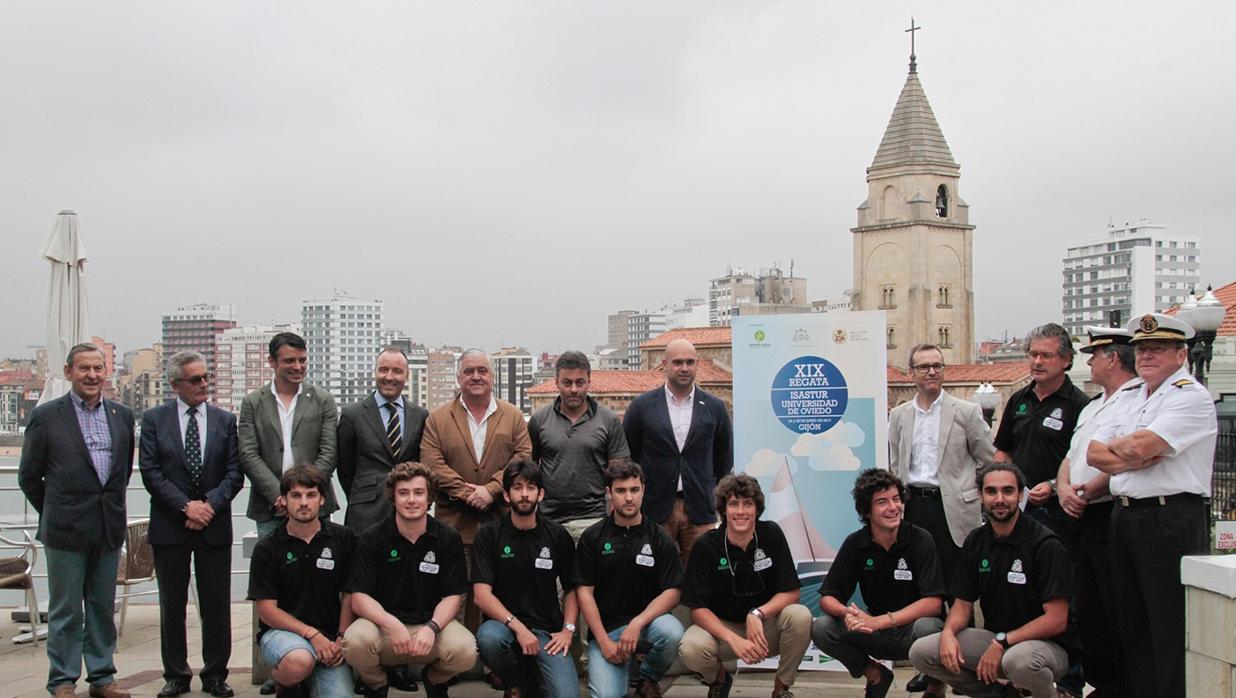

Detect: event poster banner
[731,312,888,672]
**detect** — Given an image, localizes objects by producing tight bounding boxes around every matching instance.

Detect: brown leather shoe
[88,682,132,698]
[52,685,76,698]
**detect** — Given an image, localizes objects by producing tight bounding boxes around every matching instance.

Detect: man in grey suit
[139,351,244,698]
[19,343,135,698]
[338,347,428,534]
[238,332,339,539]
[889,343,995,574]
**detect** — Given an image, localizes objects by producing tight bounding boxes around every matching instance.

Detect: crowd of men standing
[16,310,1218,698]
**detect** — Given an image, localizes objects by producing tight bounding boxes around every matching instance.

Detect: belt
[1114,492,1202,508]
[908,485,941,497]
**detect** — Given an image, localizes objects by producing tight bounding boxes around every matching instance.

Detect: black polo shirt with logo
[682,520,799,624]
[819,522,946,616]
[471,514,577,632]
[953,514,1074,648]
[993,377,1092,487]
[575,515,683,630]
[345,515,468,625]
[248,521,356,640]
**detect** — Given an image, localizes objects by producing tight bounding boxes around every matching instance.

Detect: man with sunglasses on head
[679,474,811,698]
[1086,312,1217,698]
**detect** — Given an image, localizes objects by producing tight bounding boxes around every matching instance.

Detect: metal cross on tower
[906,17,921,73]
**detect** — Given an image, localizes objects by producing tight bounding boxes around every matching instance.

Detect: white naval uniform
[1090,366,1216,498]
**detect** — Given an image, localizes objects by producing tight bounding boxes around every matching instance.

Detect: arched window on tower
[887,326,896,349]
[938,325,952,348]
[935,185,949,218]
[937,285,951,308]
[880,285,896,309]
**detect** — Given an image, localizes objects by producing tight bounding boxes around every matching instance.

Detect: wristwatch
[564,623,577,633]
[503,615,515,627]
[748,608,765,619]
[994,632,1010,649]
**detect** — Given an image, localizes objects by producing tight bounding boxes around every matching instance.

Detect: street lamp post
[1182,286,1227,386]
[974,382,1000,428]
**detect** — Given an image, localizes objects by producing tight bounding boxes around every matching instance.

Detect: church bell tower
[852,27,975,367]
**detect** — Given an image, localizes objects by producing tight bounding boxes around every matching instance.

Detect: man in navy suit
[623,338,733,564]
[19,343,135,698]
[139,351,244,698]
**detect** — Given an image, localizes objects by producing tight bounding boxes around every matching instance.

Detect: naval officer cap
[1079,325,1134,354]
[1125,312,1195,343]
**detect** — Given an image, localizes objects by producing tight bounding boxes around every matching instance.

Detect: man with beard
[528,350,629,542]
[343,462,478,698]
[472,460,580,698]
[1054,326,1137,697]
[248,466,356,698]
[811,469,946,698]
[909,463,1073,698]
[1087,312,1217,698]
[679,474,812,698]
[576,460,685,698]
[338,347,429,534]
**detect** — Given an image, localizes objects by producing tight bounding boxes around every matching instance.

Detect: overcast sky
[3,2,1233,361]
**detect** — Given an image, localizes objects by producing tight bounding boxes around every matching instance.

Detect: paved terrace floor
[0,603,919,697]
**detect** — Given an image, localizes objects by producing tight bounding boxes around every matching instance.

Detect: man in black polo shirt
[576,460,684,698]
[992,323,1089,697]
[248,466,356,698]
[679,474,811,698]
[909,463,1072,698]
[473,459,579,698]
[342,462,477,698]
[812,469,946,698]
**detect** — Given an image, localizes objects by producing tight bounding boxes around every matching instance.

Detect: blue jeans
[476,620,579,698]
[44,543,122,693]
[587,614,684,698]
[256,517,286,539]
[260,629,353,698]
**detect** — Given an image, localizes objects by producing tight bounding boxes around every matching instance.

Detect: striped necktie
[385,402,401,454]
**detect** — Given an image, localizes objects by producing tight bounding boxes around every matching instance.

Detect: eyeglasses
[912,363,944,374]
[175,374,213,385]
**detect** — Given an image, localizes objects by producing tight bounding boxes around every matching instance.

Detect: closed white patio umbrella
[37,210,91,405]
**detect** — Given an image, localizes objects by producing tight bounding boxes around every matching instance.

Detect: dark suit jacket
[337,394,428,533]
[623,385,733,526]
[238,381,338,522]
[421,397,531,543]
[139,400,244,547]
[18,393,135,551]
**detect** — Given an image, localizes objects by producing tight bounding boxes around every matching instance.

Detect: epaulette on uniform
[1172,378,1194,388]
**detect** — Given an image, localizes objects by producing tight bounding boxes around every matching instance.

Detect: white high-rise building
[627,310,668,368]
[491,346,536,415]
[214,323,300,413]
[666,298,709,330]
[301,293,385,406]
[1061,220,1201,337]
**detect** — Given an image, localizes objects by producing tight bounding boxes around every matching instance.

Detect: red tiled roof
[1165,281,1236,337]
[640,326,732,349]
[888,363,1031,385]
[0,370,37,386]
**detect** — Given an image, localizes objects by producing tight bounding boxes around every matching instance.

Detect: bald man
[623,339,733,563]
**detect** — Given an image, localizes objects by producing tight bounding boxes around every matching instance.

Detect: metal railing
[1211,432,1236,524]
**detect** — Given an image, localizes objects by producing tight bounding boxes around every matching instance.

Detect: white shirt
[1092,366,1217,498]
[665,385,695,492]
[270,382,302,472]
[1064,377,1140,501]
[461,396,498,461]
[177,397,207,454]
[908,392,944,487]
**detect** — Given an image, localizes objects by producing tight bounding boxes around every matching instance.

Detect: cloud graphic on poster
[744,448,797,476]
[790,422,866,472]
